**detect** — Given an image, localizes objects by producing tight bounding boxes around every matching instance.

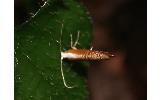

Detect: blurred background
[81,0,147,100]
[15,0,147,100]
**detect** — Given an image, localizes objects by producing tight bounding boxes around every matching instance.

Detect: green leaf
[15,0,92,100]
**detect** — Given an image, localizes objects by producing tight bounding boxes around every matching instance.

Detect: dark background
[81,0,147,100]
[15,0,147,100]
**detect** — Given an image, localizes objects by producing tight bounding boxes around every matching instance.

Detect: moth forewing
[61,49,114,60]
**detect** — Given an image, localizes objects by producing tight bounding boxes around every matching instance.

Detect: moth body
[61,49,114,60]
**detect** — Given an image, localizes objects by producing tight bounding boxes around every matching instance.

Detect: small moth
[61,28,114,61]
[61,49,114,60]
[58,22,114,88]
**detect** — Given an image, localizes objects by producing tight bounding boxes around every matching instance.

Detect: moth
[58,23,114,88]
[61,29,114,61]
[61,49,114,60]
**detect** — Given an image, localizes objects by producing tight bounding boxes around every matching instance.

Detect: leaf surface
[15,0,92,99]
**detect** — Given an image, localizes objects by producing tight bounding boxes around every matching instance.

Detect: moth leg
[70,31,80,49]
[90,46,93,50]
[70,34,76,49]
[73,31,80,47]
[71,31,80,49]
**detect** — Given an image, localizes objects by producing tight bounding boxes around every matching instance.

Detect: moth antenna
[59,22,75,88]
[60,57,75,88]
